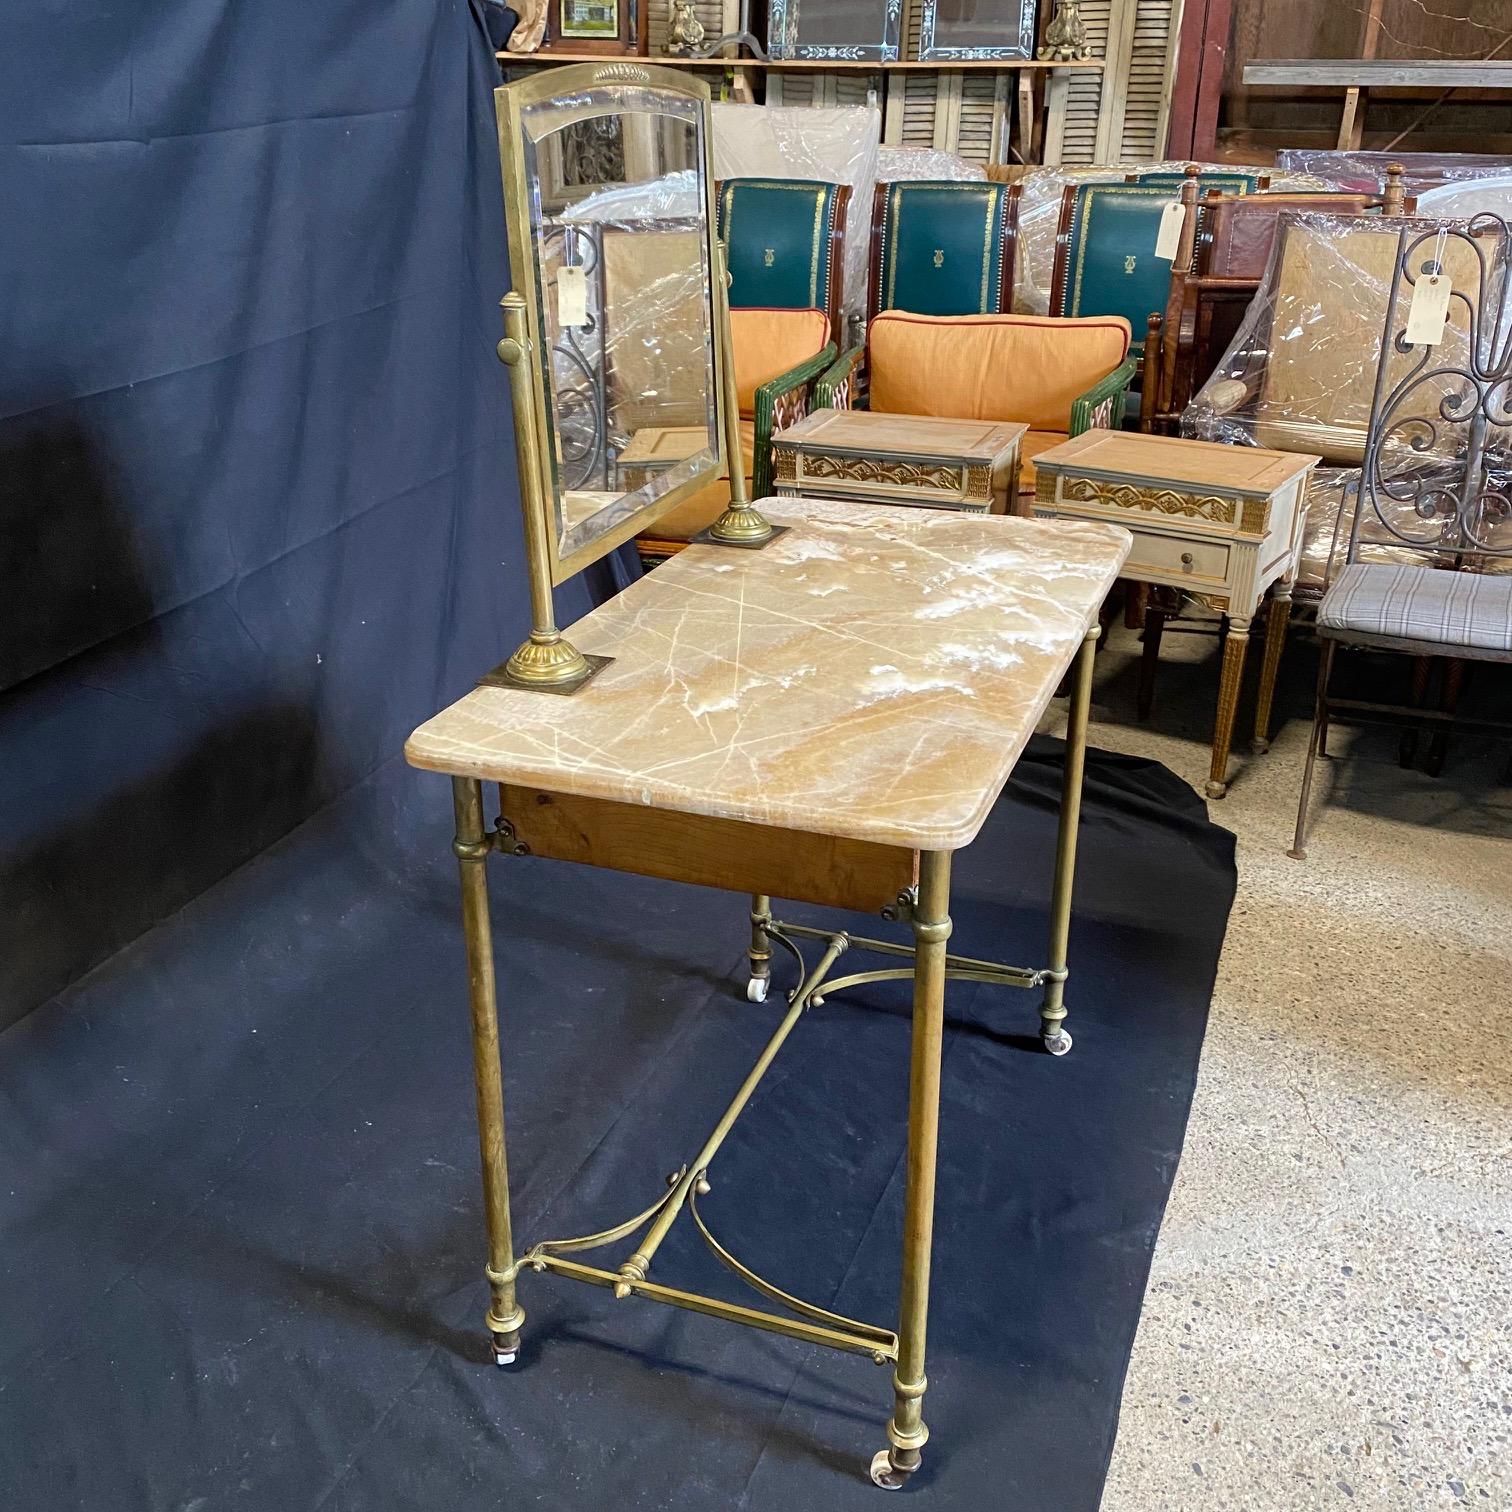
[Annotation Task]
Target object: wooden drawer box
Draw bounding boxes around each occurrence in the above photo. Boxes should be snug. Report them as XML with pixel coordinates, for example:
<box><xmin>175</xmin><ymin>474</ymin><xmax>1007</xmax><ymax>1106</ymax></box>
<box><xmin>772</xmin><ymin>409</ymin><xmax>1026</xmax><ymax>515</ymax></box>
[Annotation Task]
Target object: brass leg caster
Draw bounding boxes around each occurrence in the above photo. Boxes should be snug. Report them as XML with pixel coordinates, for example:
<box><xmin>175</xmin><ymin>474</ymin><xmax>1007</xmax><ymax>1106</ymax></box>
<box><xmin>746</xmin><ymin>975</ymin><xmax>769</xmax><ymax>1003</ymax></box>
<box><xmin>492</xmin><ymin>1331</ymin><xmax>520</xmax><ymax>1367</ymax></box>
<box><xmin>1204</xmin><ymin>779</ymin><xmax>1228</xmax><ymax>800</ymax></box>
<box><xmin>1251</xmin><ymin>736</ymin><xmax>1271</xmax><ymax>755</ymax></box>
<box><xmin>1042</xmin><ymin>1027</ymin><xmax>1073</xmax><ymax>1057</ymax></box>
<box><xmin>869</xmin><ymin>1448</ymin><xmax>916</xmax><ymax>1491</ymax></box>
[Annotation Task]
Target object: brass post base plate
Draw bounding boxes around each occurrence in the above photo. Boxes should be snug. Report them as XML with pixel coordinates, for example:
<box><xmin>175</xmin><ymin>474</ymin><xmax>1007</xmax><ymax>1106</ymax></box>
<box><xmin>478</xmin><ymin>653</ymin><xmax>614</xmax><ymax>695</ymax></box>
<box><xmin>690</xmin><ymin>523</ymin><xmax>790</xmax><ymax>551</ymax></box>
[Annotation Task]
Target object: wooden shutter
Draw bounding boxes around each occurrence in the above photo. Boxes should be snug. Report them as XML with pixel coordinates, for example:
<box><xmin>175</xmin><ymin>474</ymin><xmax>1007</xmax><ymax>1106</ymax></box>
<box><xmin>880</xmin><ymin>1</ymin><xmax>1009</xmax><ymax>162</ymax></box>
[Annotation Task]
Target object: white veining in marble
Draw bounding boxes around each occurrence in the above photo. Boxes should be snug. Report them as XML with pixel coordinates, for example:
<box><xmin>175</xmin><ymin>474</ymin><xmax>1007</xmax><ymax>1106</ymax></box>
<box><xmin>406</xmin><ymin>497</ymin><xmax>1130</xmax><ymax>849</ymax></box>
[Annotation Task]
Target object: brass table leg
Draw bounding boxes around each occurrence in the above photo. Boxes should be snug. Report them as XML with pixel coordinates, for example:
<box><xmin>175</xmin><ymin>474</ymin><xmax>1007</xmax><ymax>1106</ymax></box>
<box><xmin>873</xmin><ymin>850</ymin><xmax>952</xmax><ymax>1491</ymax></box>
<box><xmin>1206</xmin><ymin>614</ymin><xmax>1251</xmax><ymax>799</ymax></box>
<box><xmin>747</xmin><ymin>893</ymin><xmax>772</xmax><ymax>1003</ymax></box>
<box><xmin>1039</xmin><ymin>624</ymin><xmax>1098</xmax><ymax>1057</ymax></box>
<box><xmin>1252</xmin><ymin>585</ymin><xmax>1292</xmax><ymax>754</ymax></box>
<box><xmin>452</xmin><ymin>777</ymin><xmax>526</xmax><ymax>1365</ymax></box>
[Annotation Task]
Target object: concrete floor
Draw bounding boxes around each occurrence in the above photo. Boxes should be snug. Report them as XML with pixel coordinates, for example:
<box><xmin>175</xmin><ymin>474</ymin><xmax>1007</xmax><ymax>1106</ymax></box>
<box><xmin>1043</xmin><ymin>616</ymin><xmax>1512</xmax><ymax>1511</ymax></box>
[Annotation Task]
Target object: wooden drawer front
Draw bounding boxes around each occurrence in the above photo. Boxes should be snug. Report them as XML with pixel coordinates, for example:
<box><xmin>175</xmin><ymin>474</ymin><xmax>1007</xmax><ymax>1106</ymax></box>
<box><xmin>1125</xmin><ymin>532</ymin><xmax>1231</xmax><ymax>586</ymax></box>
<box><xmin>777</xmin><ymin>448</ymin><xmax>997</xmax><ymax>513</ymax></box>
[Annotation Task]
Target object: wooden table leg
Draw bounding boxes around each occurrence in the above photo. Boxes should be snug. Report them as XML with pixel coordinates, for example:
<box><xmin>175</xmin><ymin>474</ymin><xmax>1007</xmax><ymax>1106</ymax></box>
<box><xmin>452</xmin><ymin>777</ymin><xmax>527</xmax><ymax>1366</ymax></box>
<box><xmin>1207</xmin><ymin>614</ymin><xmax>1250</xmax><ymax>799</ymax></box>
<box><xmin>1137</xmin><ymin>596</ymin><xmax>1167</xmax><ymax>721</ymax></box>
<box><xmin>872</xmin><ymin>850</ymin><xmax>952</xmax><ymax>1491</ymax></box>
<box><xmin>1252</xmin><ymin>584</ymin><xmax>1292</xmax><ymax>754</ymax></box>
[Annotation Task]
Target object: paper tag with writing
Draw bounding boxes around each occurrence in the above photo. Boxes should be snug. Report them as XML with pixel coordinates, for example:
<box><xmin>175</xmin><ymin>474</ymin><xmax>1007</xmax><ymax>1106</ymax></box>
<box><xmin>1404</xmin><ymin>273</ymin><xmax>1451</xmax><ymax>346</ymax></box>
<box><xmin>1154</xmin><ymin>201</ymin><xmax>1186</xmax><ymax>261</ymax></box>
<box><xmin>556</xmin><ymin>265</ymin><xmax>588</xmax><ymax>328</ymax></box>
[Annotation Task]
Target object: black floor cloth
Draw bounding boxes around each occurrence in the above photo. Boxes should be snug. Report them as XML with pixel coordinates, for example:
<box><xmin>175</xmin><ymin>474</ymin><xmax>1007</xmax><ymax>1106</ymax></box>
<box><xmin>0</xmin><ymin>736</ymin><xmax>1235</xmax><ymax>1511</ymax></box>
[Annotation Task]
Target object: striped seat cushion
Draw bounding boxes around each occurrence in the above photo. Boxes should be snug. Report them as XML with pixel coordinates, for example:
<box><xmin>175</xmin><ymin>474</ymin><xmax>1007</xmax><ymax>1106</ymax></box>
<box><xmin>1318</xmin><ymin>563</ymin><xmax>1512</xmax><ymax>655</ymax></box>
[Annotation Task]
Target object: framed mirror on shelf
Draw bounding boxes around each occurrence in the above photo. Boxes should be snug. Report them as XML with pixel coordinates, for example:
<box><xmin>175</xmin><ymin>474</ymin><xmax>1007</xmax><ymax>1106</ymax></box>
<box><xmin>766</xmin><ymin>0</ymin><xmax>902</xmax><ymax>63</ymax></box>
<box><xmin>490</xmin><ymin>62</ymin><xmax>775</xmax><ymax>693</ymax></box>
<box><xmin>917</xmin><ymin>0</ymin><xmax>1038</xmax><ymax>61</ymax></box>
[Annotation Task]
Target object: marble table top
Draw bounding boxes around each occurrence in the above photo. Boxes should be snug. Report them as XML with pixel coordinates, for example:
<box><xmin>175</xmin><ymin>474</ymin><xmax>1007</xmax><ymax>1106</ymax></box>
<box><xmin>406</xmin><ymin>498</ymin><xmax>1130</xmax><ymax>850</ymax></box>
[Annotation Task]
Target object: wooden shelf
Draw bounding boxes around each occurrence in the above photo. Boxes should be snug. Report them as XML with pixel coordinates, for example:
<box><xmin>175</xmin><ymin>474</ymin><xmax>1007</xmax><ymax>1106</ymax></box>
<box><xmin>498</xmin><ymin>52</ymin><xmax>1101</xmax><ymax>71</ymax></box>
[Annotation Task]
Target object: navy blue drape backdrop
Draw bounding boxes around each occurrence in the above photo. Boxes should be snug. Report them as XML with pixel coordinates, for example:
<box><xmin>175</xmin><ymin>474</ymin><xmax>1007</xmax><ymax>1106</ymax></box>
<box><xmin>0</xmin><ymin>0</ymin><xmax>583</xmax><ymax>1030</ymax></box>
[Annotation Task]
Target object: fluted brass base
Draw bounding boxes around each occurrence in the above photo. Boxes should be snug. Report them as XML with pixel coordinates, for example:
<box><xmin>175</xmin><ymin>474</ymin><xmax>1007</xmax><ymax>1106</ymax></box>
<box><xmin>479</xmin><ymin>634</ymin><xmax>610</xmax><ymax>695</ymax></box>
<box><xmin>694</xmin><ymin>502</ymin><xmax>785</xmax><ymax>550</ymax></box>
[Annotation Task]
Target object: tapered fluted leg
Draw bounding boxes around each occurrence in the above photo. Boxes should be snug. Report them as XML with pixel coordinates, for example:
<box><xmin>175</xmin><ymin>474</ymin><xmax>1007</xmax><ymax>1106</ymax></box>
<box><xmin>1206</xmin><ymin>615</ymin><xmax>1251</xmax><ymax>799</ymax></box>
<box><xmin>872</xmin><ymin>850</ymin><xmax>953</xmax><ymax>1491</ymax></box>
<box><xmin>1039</xmin><ymin>624</ymin><xmax>1098</xmax><ymax>1057</ymax></box>
<box><xmin>452</xmin><ymin>777</ymin><xmax>526</xmax><ymax>1364</ymax></box>
<box><xmin>1252</xmin><ymin>586</ymin><xmax>1292</xmax><ymax>754</ymax></box>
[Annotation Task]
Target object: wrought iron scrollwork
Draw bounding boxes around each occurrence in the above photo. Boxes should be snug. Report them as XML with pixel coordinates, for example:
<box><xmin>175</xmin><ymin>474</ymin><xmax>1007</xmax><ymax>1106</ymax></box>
<box><xmin>1360</xmin><ymin>214</ymin><xmax>1512</xmax><ymax>560</ymax></box>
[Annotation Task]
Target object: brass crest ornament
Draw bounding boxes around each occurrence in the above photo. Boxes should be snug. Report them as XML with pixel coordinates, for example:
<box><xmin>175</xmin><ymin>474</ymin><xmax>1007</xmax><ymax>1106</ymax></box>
<box><xmin>667</xmin><ymin>0</ymin><xmax>706</xmax><ymax>55</ymax></box>
<box><xmin>1037</xmin><ymin>0</ymin><xmax>1091</xmax><ymax>62</ymax></box>
<box><xmin>932</xmin><ymin>248</ymin><xmax>944</xmax><ymax>268</ymax></box>
<box><xmin>1123</xmin><ymin>254</ymin><xmax>1136</xmax><ymax>275</ymax></box>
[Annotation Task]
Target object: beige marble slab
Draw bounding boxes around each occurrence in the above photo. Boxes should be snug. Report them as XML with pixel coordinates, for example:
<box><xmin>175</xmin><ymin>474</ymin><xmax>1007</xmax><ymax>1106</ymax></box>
<box><xmin>405</xmin><ymin>497</ymin><xmax>1131</xmax><ymax>850</ymax></box>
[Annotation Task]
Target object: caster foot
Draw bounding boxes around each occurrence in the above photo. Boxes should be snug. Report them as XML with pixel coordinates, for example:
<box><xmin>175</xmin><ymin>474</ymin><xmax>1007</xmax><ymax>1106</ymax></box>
<box><xmin>869</xmin><ymin>1449</ymin><xmax>913</xmax><ymax>1491</ymax></box>
<box><xmin>746</xmin><ymin>975</ymin><xmax>769</xmax><ymax>1003</ymax></box>
<box><xmin>1204</xmin><ymin>780</ymin><xmax>1228</xmax><ymax>799</ymax></box>
<box><xmin>1042</xmin><ymin>1028</ymin><xmax>1073</xmax><ymax>1057</ymax></box>
<box><xmin>491</xmin><ymin>1331</ymin><xmax>520</xmax><ymax>1367</ymax></box>
<box><xmin>1251</xmin><ymin>737</ymin><xmax>1270</xmax><ymax>755</ymax></box>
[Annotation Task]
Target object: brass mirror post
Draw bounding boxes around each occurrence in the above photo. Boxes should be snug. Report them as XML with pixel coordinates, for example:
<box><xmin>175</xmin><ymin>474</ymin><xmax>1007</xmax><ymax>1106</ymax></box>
<box><xmin>698</xmin><ymin>240</ymin><xmax>780</xmax><ymax>548</ymax></box>
<box><xmin>483</xmin><ymin>292</ymin><xmax>607</xmax><ymax>693</ymax></box>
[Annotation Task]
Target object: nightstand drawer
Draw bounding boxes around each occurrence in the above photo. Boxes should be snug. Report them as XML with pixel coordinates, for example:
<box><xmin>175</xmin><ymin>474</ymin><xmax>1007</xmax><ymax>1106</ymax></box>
<box><xmin>1125</xmin><ymin>533</ymin><xmax>1231</xmax><ymax>585</ymax></box>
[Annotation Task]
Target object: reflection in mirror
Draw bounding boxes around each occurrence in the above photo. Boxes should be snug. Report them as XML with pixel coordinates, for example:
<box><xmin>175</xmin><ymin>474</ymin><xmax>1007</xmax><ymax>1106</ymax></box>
<box><xmin>521</xmin><ymin>88</ymin><xmax>719</xmax><ymax>560</ymax></box>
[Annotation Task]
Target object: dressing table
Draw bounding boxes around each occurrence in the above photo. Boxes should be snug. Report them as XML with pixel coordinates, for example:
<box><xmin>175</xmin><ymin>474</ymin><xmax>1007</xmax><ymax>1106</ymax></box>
<box><xmin>406</xmin><ymin>63</ymin><xmax>1131</xmax><ymax>1490</ymax></box>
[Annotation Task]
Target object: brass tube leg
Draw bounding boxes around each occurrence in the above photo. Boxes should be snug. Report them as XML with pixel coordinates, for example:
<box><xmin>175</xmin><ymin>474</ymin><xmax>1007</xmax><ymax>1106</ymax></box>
<box><xmin>1252</xmin><ymin>585</ymin><xmax>1292</xmax><ymax>754</ymax></box>
<box><xmin>1206</xmin><ymin>614</ymin><xmax>1251</xmax><ymax>799</ymax></box>
<box><xmin>1039</xmin><ymin>625</ymin><xmax>1097</xmax><ymax>1057</ymax></box>
<box><xmin>747</xmin><ymin>893</ymin><xmax>773</xmax><ymax>1003</ymax></box>
<box><xmin>452</xmin><ymin>777</ymin><xmax>526</xmax><ymax>1365</ymax></box>
<box><xmin>873</xmin><ymin>850</ymin><xmax>952</xmax><ymax>1491</ymax></box>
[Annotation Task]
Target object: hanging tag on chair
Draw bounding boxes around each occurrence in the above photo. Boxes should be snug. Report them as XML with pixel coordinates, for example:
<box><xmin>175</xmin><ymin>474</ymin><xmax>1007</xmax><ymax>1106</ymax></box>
<box><xmin>1154</xmin><ymin>202</ymin><xmax>1186</xmax><ymax>262</ymax></box>
<box><xmin>1404</xmin><ymin>273</ymin><xmax>1451</xmax><ymax>346</ymax></box>
<box><xmin>556</xmin><ymin>265</ymin><xmax>589</xmax><ymax>328</ymax></box>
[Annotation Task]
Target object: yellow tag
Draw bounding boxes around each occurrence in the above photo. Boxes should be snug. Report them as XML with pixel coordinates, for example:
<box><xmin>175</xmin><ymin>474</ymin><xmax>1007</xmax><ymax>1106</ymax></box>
<box><xmin>556</xmin><ymin>265</ymin><xmax>588</xmax><ymax>328</ymax></box>
<box><xmin>1404</xmin><ymin>273</ymin><xmax>1451</xmax><ymax>346</ymax></box>
<box><xmin>1154</xmin><ymin>201</ymin><xmax>1186</xmax><ymax>262</ymax></box>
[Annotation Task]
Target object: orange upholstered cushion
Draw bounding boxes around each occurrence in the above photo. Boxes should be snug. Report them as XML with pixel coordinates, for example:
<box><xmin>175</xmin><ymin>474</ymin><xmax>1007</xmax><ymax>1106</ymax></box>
<box><xmin>868</xmin><ymin>312</ymin><xmax>1131</xmax><ymax>433</ymax></box>
<box><xmin>730</xmin><ymin>307</ymin><xmax>831</xmax><ymax>417</ymax></box>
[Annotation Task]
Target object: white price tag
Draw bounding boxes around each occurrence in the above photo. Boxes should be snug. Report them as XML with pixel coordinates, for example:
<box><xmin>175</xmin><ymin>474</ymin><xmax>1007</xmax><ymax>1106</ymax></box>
<box><xmin>1404</xmin><ymin>273</ymin><xmax>1451</xmax><ymax>347</ymax></box>
<box><xmin>1154</xmin><ymin>201</ymin><xmax>1186</xmax><ymax>262</ymax></box>
<box><xmin>556</xmin><ymin>265</ymin><xmax>588</xmax><ymax>328</ymax></box>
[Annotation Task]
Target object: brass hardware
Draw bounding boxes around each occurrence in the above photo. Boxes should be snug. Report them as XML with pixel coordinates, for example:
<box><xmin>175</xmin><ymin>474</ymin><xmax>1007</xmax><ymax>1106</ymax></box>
<box><xmin>488</xmin><ymin>293</ymin><xmax>603</xmax><ymax>693</ymax></box>
<box><xmin>1180</xmin><ymin>551</ymin><xmax>1194</xmax><ymax>568</ymax></box>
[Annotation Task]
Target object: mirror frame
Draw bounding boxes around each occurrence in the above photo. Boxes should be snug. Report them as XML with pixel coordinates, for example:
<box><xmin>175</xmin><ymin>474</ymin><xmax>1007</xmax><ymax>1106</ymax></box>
<box><xmin>917</xmin><ymin>0</ymin><xmax>1037</xmax><ymax>61</ymax></box>
<box><xmin>494</xmin><ymin>62</ymin><xmax>730</xmax><ymax>587</ymax></box>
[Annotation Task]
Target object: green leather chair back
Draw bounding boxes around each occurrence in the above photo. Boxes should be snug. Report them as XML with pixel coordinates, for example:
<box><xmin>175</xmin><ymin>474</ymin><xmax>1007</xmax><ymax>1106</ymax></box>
<box><xmin>1134</xmin><ymin>170</ymin><xmax>1262</xmax><ymax>195</ymax></box>
<box><xmin>871</xmin><ymin>180</ymin><xmax>1016</xmax><ymax>321</ymax></box>
<box><xmin>717</xmin><ymin>179</ymin><xmax>845</xmax><ymax>327</ymax></box>
<box><xmin>1055</xmin><ymin>183</ymin><xmax>1198</xmax><ymax>358</ymax></box>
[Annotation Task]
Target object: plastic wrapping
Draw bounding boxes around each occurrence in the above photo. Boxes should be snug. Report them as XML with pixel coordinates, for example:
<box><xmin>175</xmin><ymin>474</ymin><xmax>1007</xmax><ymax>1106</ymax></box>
<box><xmin>711</xmin><ymin>103</ymin><xmax>881</xmax><ymax>331</ymax></box>
<box><xmin>876</xmin><ymin>146</ymin><xmax>986</xmax><ymax>183</ymax></box>
<box><xmin>1274</xmin><ymin>149</ymin><xmax>1512</xmax><ymax>196</ymax></box>
<box><xmin>1416</xmin><ymin>176</ymin><xmax>1512</xmax><ymax>220</ymax></box>
<box><xmin>1184</xmin><ymin>212</ymin><xmax>1512</xmax><ymax>592</ymax></box>
<box><xmin>1009</xmin><ymin>160</ymin><xmax>1330</xmax><ymax>315</ymax></box>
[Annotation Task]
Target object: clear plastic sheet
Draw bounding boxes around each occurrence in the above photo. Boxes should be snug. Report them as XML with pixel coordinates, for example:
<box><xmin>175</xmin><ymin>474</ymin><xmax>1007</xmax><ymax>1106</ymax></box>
<box><xmin>876</xmin><ymin>146</ymin><xmax>986</xmax><ymax>182</ymax></box>
<box><xmin>1183</xmin><ymin>213</ymin><xmax>1512</xmax><ymax>593</ymax></box>
<box><xmin>711</xmin><ymin>103</ymin><xmax>881</xmax><ymax>332</ymax></box>
<box><xmin>1274</xmin><ymin>149</ymin><xmax>1512</xmax><ymax>196</ymax></box>
<box><xmin>1416</xmin><ymin>177</ymin><xmax>1512</xmax><ymax>220</ymax></box>
<box><xmin>1009</xmin><ymin>160</ymin><xmax>1330</xmax><ymax>315</ymax></box>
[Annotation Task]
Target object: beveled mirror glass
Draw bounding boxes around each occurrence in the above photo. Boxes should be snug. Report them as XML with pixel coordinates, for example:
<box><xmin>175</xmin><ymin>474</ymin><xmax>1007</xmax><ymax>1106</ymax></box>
<box><xmin>499</xmin><ymin>67</ymin><xmax>725</xmax><ymax>585</ymax></box>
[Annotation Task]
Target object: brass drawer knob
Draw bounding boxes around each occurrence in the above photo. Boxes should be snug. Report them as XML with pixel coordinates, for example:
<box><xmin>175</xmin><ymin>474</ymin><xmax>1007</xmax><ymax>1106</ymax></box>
<box><xmin>1180</xmin><ymin>552</ymin><xmax>1194</xmax><ymax>569</ymax></box>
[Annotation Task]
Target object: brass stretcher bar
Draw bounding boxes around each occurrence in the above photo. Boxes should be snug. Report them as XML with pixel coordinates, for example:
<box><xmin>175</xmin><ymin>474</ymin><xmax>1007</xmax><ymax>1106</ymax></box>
<box><xmin>408</xmin><ymin>499</ymin><xmax>1131</xmax><ymax>1487</ymax></box>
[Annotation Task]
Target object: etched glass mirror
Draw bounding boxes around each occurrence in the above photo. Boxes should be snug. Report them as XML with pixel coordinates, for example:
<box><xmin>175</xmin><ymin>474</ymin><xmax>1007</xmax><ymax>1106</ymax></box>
<box><xmin>492</xmin><ymin>65</ymin><xmax>771</xmax><ymax>692</ymax></box>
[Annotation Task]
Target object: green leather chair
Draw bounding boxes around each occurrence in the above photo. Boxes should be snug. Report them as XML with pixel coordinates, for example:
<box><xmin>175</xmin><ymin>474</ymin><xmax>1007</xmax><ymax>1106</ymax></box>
<box><xmin>1051</xmin><ymin>181</ymin><xmax>1212</xmax><ymax>360</ymax></box>
<box><xmin>868</xmin><ymin>179</ymin><xmax>1019</xmax><ymax>322</ymax></box>
<box><xmin>1131</xmin><ymin>169</ymin><xmax>1265</xmax><ymax>194</ymax></box>
<box><xmin>716</xmin><ymin>178</ymin><xmax>849</xmax><ymax>339</ymax></box>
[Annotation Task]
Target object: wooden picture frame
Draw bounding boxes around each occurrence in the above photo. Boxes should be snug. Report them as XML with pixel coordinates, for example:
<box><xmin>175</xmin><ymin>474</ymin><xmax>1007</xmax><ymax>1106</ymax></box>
<box><xmin>539</xmin><ymin>0</ymin><xmax>649</xmax><ymax>55</ymax></box>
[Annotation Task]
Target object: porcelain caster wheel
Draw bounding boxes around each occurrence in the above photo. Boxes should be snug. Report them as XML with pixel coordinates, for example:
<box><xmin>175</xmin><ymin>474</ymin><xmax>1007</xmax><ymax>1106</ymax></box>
<box><xmin>746</xmin><ymin>975</ymin><xmax>769</xmax><ymax>1003</ymax></box>
<box><xmin>1042</xmin><ymin>1028</ymin><xmax>1073</xmax><ymax>1057</ymax></box>
<box><xmin>492</xmin><ymin>1333</ymin><xmax>519</xmax><ymax>1367</ymax></box>
<box><xmin>869</xmin><ymin>1449</ymin><xmax>913</xmax><ymax>1491</ymax></box>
